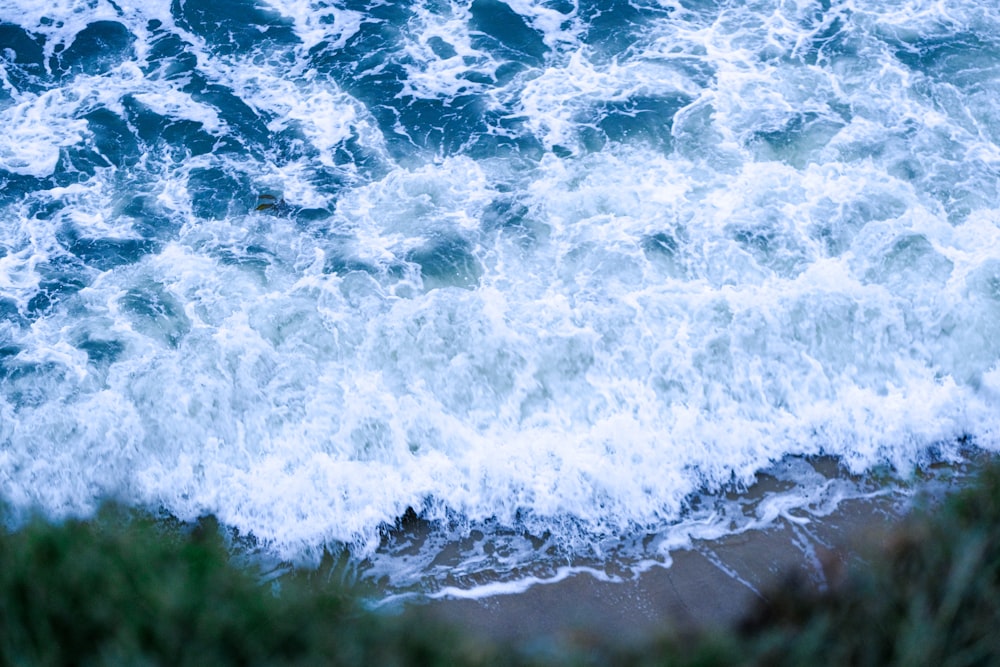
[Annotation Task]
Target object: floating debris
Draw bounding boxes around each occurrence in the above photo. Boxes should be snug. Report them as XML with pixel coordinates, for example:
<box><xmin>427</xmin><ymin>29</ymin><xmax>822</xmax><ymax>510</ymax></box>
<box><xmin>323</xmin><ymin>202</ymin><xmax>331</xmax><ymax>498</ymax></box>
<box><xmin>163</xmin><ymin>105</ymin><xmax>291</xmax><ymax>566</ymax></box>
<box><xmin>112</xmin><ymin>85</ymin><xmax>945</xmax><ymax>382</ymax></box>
<box><xmin>254</xmin><ymin>194</ymin><xmax>291</xmax><ymax>215</ymax></box>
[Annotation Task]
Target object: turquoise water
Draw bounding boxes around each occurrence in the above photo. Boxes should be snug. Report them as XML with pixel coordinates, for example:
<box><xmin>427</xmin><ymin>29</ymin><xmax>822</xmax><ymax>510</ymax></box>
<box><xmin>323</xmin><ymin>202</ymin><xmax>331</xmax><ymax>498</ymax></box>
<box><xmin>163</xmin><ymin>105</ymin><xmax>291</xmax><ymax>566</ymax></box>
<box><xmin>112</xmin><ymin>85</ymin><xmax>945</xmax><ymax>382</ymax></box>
<box><xmin>2</xmin><ymin>0</ymin><xmax>1000</xmax><ymax>595</ymax></box>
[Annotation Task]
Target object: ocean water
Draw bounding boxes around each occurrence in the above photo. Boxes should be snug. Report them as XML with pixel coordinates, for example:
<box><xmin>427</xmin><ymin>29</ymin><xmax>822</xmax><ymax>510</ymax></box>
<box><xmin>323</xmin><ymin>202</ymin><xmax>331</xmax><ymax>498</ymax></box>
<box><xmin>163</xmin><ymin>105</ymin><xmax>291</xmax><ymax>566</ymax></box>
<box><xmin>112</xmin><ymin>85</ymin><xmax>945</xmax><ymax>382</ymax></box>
<box><xmin>2</xmin><ymin>0</ymin><xmax>1000</xmax><ymax>597</ymax></box>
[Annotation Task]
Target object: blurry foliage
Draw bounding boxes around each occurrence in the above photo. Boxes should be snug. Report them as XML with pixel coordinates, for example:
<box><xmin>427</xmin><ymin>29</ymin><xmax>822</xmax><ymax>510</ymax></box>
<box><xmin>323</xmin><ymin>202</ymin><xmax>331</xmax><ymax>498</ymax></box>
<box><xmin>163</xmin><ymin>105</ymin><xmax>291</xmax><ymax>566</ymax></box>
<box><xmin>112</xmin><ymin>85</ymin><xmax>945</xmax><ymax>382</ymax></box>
<box><xmin>4</xmin><ymin>464</ymin><xmax>1000</xmax><ymax>665</ymax></box>
<box><xmin>0</xmin><ymin>508</ymin><xmax>502</xmax><ymax>666</ymax></box>
<box><xmin>729</xmin><ymin>463</ymin><xmax>1000</xmax><ymax>667</ymax></box>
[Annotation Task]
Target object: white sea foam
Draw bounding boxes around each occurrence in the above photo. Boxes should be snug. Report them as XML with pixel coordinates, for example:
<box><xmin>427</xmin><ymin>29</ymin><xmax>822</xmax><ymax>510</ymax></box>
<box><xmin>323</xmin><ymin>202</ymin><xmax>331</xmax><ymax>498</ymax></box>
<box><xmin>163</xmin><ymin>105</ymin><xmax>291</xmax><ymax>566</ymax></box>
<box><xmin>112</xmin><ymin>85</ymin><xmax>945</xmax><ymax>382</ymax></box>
<box><xmin>0</xmin><ymin>0</ymin><xmax>999</xmax><ymax>594</ymax></box>
<box><xmin>500</xmin><ymin>0</ymin><xmax>582</xmax><ymax>52</ymax></box>
<box><xmin>132</xmin><ymin>91</ymin><xmax>224</xmax><ymax>133</ymax></box>
<box><xmin>0</xmin><ymin>89</ymin><xmax>88</xmax><ymax>176</ymax></box>
<box><xmin>265</xmin><ymin>0</ymin><xmax>363</xmax><ymax>51</ymax></box>
<box><xmin>398</xmin><ymin>3</ymin><xmax>495</xmax><ymax>101</ymax></box>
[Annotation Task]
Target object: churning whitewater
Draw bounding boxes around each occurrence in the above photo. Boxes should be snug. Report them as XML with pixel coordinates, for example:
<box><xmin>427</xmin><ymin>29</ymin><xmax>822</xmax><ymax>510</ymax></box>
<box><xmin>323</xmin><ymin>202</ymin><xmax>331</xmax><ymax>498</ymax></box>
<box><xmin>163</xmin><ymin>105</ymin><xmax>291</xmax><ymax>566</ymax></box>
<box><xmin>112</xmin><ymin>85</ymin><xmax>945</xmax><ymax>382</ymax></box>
<box><xmin>2</xmin><ymin>0</ymin><xmax>1000</xmax><ymax>591</ymax></box>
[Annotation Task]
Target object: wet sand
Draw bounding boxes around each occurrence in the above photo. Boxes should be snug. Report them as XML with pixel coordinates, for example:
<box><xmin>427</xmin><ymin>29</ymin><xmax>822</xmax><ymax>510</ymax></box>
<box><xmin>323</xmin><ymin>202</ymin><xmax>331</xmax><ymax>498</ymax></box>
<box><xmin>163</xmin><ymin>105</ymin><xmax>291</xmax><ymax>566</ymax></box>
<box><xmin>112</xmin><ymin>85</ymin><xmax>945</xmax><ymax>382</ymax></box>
<box><xmin>418</xmin><ymin>492</ymin><xmax>909</xmax><ymax>646</ymax></box>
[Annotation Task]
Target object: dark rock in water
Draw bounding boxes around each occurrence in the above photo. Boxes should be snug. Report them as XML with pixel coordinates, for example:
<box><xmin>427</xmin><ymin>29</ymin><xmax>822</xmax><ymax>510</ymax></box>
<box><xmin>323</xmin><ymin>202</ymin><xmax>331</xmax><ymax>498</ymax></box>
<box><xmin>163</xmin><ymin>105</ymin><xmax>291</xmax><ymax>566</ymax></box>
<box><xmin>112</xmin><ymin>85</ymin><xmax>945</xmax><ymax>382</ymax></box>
<box><xmin>254</xmin><ymin>194</ymin><xmax>293</xmax><ymax>216</ymax></box>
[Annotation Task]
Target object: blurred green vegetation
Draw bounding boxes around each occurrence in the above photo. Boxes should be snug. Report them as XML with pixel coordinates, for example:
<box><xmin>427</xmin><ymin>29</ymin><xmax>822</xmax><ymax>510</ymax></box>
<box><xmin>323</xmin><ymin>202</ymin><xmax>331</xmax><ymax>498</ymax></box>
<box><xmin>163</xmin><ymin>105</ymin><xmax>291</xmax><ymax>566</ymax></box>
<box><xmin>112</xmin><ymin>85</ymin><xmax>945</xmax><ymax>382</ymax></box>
<box><xmin>727</xmin><ymin>462</ymin><xmax>1000</xmax><ymax>667</ymax></box>
<box><xmin>3</xmin><ymin>463</ymin><xmax>1000</xmax><ymax>665</ymax></box>
<box><xmin>0</xmin><ymin>509</ymin><xmax>499</xmax><ymax>666</ymax></box>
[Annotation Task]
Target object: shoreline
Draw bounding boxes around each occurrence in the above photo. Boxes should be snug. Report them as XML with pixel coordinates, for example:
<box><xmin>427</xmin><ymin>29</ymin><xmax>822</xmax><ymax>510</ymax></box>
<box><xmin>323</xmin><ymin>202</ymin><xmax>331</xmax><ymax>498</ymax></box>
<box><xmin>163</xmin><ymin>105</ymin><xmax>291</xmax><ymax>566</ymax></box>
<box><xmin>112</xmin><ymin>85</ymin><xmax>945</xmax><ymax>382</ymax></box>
<box><xmin>4</xmin><ymin>456</ymin><xmax>999</xmax><ymax>665</ymax></box>
<box><xmin>411</xmin><ymin>465</ymin><xmax>975</xmax><ymax>647</ymax></box>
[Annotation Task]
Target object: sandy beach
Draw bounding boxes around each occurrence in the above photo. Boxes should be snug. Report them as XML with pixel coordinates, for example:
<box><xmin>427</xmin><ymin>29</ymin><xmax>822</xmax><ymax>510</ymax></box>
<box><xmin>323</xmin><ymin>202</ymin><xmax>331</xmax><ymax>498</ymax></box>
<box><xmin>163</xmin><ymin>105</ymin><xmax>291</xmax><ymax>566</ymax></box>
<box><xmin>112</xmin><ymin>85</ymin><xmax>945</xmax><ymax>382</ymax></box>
<box><xmin>416</xmin><ymin>478</ymin><xmax>955</xmax><ymax>647</ymax></box>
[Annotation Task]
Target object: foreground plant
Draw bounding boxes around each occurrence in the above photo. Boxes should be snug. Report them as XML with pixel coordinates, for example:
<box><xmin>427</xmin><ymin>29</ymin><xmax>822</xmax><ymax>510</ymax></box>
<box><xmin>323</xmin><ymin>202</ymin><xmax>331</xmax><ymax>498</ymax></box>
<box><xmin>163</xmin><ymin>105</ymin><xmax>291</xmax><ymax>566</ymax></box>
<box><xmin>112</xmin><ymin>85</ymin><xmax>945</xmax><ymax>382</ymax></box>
<box><xmin>3</xmin><ymin>462</ymin><xmax>1000</xmax><ymax>666</ymax></box>
<box><xmin>0</xmin><ymin>509</ymin><xmax>496</xmax><ymax>666</ymax></box>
